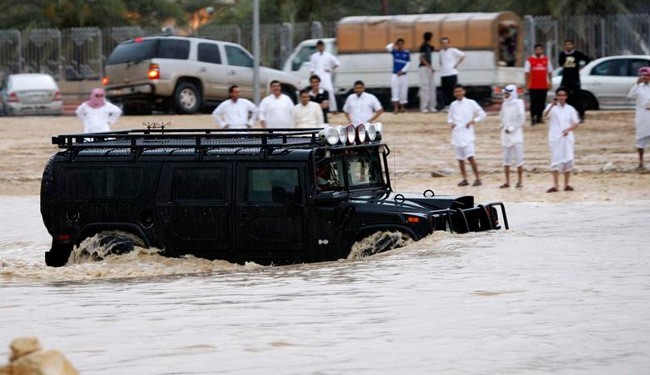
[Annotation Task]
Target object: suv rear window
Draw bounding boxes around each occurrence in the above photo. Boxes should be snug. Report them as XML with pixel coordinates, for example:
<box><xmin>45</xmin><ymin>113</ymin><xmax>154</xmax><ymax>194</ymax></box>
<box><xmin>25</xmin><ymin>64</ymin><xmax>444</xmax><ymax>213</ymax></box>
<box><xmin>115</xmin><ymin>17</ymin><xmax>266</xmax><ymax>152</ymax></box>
<box><xmin>106</xmin><ymin>38</ymin><xmax>190</xmax><ymax>65</ymax></box>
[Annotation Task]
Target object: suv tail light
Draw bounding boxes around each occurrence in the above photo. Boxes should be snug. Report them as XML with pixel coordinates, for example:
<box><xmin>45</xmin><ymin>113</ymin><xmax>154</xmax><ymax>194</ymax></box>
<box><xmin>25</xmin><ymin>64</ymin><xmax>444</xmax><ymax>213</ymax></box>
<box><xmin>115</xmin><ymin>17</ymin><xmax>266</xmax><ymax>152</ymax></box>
<box><xmin>53</xmin><ymin>90</ymin><xmax>62</xmax><ymax>101</ymax></box>
<box><xmin>8</xmin><ymin>92</ymin><xmax>19</xmax><ymax>103</ymax></box>
<box><xmin>148</xmin><ymin>64</ymin><xmax>160</xmax><ymax>80</ymax></box>
<box><xmin>102</xmin><ymin>76</ymin><xmax>109</xmax><ymax>86</ymax></box>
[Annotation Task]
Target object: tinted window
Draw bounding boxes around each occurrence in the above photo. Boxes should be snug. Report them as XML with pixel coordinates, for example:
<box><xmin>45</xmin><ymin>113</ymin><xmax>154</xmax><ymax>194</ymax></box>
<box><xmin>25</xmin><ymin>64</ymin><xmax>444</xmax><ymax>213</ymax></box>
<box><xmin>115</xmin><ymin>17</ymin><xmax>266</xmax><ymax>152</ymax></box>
<box><xmin>629</xmin><ymin>59</ymin><xmax>650</xmax><ymax>77</ymax></box>
<box><xmin>157</xmin><ymin>39</ymin><xmax>190</xmax><ymax>60</ymax></box>
<box><xmin>591</xmin><ymin>59</ymin><xmax>626</xmax><ymax>76</ymax></box>
<box><xmin>198</xmin><ymin>43</ymin><xmax>221</xmax><ymax>64</ymax></box>
<box><xmin>174</xmin><ymin>168</ymin><xmax>225</xmax><ymax>200</ymax></box>
<box><xmin>247</xmin><ymin>169</ymin><xmax>299</xmax><ymax>202</ymax></box>
<box><xmin>63</xmin><ymin>167</ymin><xmax>142</xmax><ymax>197</ymax></box>
<box><xmin>225</xmin><ymin>45</ymin><xmax>253</xmax><ymax>67</ymax></box>
<box><xmin>106</xmin><ymin>39</ymin><xmax>158</xmax><ymax>65</ymax></box>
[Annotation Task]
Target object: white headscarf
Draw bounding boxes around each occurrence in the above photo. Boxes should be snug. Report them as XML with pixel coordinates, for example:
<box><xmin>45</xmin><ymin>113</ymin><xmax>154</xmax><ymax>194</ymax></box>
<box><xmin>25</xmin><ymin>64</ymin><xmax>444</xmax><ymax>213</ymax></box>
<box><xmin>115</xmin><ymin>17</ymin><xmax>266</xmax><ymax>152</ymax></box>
<box><xmin>502</xmin><ymin>84</ymin><xmax>518</xmax><ymax>104</ymax></box>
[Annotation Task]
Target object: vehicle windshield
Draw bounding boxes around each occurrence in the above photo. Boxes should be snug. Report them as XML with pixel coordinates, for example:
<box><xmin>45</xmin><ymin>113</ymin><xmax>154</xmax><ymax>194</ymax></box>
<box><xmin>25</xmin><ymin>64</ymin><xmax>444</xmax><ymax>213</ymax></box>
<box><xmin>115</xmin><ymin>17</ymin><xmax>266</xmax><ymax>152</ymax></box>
<box><xmin>107</xmin><ymin>39</ymin><xmax>158</xmax><ymax>65</ymax></box>
<box><xmin>316</xmin><ymin>149</ymin><xmax>385</xmax><ymax>192</ymax></box>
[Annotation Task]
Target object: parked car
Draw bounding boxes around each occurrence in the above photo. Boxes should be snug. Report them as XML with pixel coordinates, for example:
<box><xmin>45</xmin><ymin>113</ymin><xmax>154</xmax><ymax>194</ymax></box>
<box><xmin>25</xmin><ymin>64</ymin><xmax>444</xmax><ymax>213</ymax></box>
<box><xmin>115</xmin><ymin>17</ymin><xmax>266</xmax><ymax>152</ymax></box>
<box><xmin>0</xmin><ymin>73</ymin><xmax>63</xmax><ymax>116</ymax></box>
<box><xmin>550</xmin><ymin>55</ymin><xmax>650</xmax><ymax>110</ymax></box>
<box><xmin>103</xmin><ymin>36</ymin><xmax>302</xmax><ymax>115</ymax></box>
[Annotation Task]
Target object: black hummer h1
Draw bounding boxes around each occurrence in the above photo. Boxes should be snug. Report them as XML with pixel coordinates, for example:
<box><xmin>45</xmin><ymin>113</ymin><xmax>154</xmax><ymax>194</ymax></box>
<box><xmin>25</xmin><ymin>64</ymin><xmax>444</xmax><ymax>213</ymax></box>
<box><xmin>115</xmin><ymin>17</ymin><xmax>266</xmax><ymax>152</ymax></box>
<box><xmin>41</xmin><ymin>125</ymin><xmax>508</xmax><ymax>267</ymax></box>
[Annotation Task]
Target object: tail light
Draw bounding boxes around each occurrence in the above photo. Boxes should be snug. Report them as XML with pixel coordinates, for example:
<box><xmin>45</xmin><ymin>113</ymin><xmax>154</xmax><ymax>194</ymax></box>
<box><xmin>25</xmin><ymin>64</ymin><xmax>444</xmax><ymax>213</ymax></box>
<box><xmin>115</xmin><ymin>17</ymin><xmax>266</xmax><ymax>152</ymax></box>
<box><xmin>8</xmin><ymin>92</ymin><xmax>19</xmax><ymax>103</ymax></box>
<box><xmin>53</xmin><ymin>90</ymin><xmax>62</xmax><ymax>101</ymax></box>
<box><xmin>148</xmin><ymin>63</ymin><xmax>160</xmax><ymax>80</ymax></box>
<box><xmin>102</xmin><ymin>76</ymin><xmax>109</xmax><ymax>86</ymax></box>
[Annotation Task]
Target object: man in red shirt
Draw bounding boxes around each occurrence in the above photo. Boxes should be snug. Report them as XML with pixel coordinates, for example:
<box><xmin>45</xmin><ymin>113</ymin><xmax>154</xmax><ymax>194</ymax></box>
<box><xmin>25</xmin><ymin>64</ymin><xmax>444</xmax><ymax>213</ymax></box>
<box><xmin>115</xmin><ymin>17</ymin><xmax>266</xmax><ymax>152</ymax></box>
<box><xmin>525</xmin><ymin>44</ymin><xmax>553</xmax><ymax>125</ymax></box>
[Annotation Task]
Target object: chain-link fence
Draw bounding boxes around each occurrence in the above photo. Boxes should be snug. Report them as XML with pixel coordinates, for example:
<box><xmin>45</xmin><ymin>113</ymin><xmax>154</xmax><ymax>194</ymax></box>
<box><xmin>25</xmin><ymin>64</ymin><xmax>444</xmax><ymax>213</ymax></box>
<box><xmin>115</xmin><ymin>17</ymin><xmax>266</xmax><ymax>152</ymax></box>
<box><xmin>0</xmin><ymin>15</ymin><xmax>647</xmax><ymax>83</ymax></box>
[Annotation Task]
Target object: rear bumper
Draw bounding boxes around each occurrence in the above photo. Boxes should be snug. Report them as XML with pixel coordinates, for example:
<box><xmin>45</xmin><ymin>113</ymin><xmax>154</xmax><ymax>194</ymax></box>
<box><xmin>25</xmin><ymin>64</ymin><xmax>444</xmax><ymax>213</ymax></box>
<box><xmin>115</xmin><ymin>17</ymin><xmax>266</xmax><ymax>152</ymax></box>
<box><xmin>5</xmin><ymin>101</ymin><xmax>62</xmax><ymax>116</ymax></box>
<box><xmin>105</xmin><ymin>80</ymin><xmax>175</xmax><ymax>102</ymax></box>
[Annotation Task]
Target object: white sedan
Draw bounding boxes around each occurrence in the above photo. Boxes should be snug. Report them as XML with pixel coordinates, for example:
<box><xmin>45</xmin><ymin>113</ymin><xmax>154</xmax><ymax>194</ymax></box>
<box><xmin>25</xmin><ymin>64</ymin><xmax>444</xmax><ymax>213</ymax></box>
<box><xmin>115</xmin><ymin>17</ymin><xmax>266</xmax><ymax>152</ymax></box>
<box><xmin>1</xmin><ymin>73</ymin><xmax>63</xmax><ymax>116</ymax></box>
<box><xmin>550</xmin><ymin>55</ymin><xmax>650</xmax><ymax>110</ymax></box>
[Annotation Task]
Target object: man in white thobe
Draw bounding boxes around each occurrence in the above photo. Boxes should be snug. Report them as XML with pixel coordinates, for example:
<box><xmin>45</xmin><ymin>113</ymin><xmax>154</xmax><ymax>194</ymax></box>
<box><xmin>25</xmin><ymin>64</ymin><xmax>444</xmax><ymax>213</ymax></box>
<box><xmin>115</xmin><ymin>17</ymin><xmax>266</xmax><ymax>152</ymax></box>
<box><xmin>343</xmin><ymin>80</ymin><xmax>384</xmax><ymax>126</ymax></box>
<box><xmin>543</xmin><ymin>88</ymin><xmax>580</xmax><ymax>192</ymax></box>
<box><xmin>627</xmin><ymin>66</ymin><xmax>650</xmax><ymax>169</ymax></box>
<box><xmin>447</xmin><ymin>84</ymin><xmax>486</xmax><ymax>187</ymax></box>
<box><xmin>259</xmin><ymin>80</ymin><xmax>294</xmax><ymax>129</ymax></box>
<box><xmin>211</xmin><ymin>85</ymin><xmax>258</xmax><ymax>129</ymax></box>
<box><xmin>293</xmin><ymin>89</ymin><xmax>324</xmax><ymax>128</ymax></box>
<box><xmin>309</xmin><ymin>40</ymin><xmax>340</xmax><ymax>112</ymax></box>
<box><xmin>499</xmin><ymin>84</ymin><xmax>526</xmax><ymax>188</ymax></box>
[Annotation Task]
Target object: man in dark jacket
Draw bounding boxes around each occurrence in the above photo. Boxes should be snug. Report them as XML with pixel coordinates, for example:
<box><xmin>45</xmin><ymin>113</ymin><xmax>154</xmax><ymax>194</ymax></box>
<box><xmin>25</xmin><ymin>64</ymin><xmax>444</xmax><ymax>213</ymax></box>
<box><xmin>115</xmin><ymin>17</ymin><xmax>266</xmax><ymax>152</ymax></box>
<box><xmin>559</xmin><ymin>39</ymin><xmax>591</xmax><ymax>122</ymax></box>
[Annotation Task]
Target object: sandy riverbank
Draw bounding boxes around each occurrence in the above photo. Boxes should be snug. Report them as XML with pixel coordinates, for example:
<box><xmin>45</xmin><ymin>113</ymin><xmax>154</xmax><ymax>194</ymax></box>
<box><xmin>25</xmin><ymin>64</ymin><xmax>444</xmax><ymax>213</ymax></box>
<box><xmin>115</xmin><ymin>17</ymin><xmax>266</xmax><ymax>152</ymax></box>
<box><xmin>0</xmin><ymin>110</ymin><xmax>648</xmax><ymax>202</ymax></box>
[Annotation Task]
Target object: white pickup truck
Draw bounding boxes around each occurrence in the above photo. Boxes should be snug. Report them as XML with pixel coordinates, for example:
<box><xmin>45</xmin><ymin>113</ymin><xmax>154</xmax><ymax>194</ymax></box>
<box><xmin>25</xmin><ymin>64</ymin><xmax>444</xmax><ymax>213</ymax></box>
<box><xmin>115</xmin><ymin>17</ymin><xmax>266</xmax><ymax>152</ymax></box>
<box><xmin>283</xmin><ymin>12</ymin><xmax>525</xmax><ymax>107</ymax></box>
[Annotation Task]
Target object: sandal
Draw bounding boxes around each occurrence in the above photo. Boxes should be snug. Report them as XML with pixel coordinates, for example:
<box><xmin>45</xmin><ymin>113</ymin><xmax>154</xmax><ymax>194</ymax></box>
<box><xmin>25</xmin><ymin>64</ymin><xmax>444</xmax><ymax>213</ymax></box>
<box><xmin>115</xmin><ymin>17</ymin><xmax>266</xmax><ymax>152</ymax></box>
<box><xmin>564</xmin><ymin>185</ymin><xmax>574</xmax><ymax>191</ymax></box>
<box><xmin>499</xmin><ymin>183</ymin><xmax>509</xmax><ymax>189</ymax></box>
<box><xmin>546</xmin><ymin>187</ymin><xmax>558</xmax><ymax>193</ymax></box>
<box><xmin>457</xmin><ymin>180</ymin><xmax>469</xmax><ymax>186</ymax></box>
<box><xmin>515</xmin><ymin>182</ymin><xmax>523</xmax><ymax>188</ymax></box>
<box><xmin>472</xmin><ymin>180</ymin><xmax>482</xmax><ymax>187</ymax></box>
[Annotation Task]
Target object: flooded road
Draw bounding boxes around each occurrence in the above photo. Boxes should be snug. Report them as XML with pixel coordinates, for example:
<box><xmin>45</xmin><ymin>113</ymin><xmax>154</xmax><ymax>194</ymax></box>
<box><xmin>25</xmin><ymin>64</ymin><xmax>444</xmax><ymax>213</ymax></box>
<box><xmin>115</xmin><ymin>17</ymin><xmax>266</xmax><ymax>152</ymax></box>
<box><xmin>1</xmin><ymin>197</ymin><xmax>649</xmax><ymax>374</ymax></box>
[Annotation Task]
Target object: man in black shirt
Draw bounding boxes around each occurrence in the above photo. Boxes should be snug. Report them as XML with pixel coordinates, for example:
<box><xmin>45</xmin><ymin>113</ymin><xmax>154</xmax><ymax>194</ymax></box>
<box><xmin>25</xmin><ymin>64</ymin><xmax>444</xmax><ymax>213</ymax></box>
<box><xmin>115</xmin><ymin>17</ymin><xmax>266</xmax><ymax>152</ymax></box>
<box><xmin>307</xmin><ymin>75</ymin><xmax>330</xmax><ymax>123</ymax></box>
<box><xmin>418</xmin><ymin>31</ymin><xmax>438</xmax><ymax>112</ymax></box>
<box><xmin>559</xmin><ymin>39</ymin><xmax>591</xmax><ymax>121</ymax></box>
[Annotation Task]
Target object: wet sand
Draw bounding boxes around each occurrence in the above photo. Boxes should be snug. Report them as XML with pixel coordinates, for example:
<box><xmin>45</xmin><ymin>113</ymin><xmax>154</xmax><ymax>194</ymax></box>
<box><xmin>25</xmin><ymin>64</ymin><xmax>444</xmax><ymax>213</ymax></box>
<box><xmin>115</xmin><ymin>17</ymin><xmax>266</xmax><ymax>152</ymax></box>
<box><xmin>0</xmin><ymin>110</ymin><xmax>648</xmax><ymax>202</ymax></box>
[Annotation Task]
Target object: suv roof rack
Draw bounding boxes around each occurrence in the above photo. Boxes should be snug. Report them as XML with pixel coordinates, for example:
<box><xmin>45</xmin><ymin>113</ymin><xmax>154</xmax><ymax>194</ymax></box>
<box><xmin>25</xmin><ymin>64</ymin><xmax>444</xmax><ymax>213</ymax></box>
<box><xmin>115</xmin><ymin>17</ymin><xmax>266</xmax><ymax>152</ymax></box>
<box><xmin>52</xmin><ymin>128</ymin><xmax>382</xmax><ymax>157</ymax></box>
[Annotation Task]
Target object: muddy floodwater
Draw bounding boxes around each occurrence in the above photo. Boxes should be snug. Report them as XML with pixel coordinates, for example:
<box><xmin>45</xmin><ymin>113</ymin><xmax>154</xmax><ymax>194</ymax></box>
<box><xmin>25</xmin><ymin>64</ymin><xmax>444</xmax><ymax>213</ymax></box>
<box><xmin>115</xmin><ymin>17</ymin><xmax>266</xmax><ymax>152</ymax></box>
<box><xmin>1</xmin><ymin>196</ymin><xmax>649</xmax><ymax>374</ymax></box>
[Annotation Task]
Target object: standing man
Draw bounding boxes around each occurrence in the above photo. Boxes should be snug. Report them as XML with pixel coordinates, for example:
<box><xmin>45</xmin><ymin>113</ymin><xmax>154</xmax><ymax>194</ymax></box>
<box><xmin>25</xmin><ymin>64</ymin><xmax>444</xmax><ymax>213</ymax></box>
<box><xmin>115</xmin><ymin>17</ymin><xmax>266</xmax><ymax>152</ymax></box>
<box><xmin>499</xmin><ymin>84</ymin><xmax>526</xmax><ymax>188</ymax></box>
<box><xmin>343</xmin><ymin>80</ymin><xmax>384</xmax><ymax>125</ymax></box>
<box><xmin>418</xmin><ymin>31</ymin><xmax>437</xmax><ymax>113</ymax></box>
<box><xmin>258</xmin><ymin>80</ymin><xmax>294</xmax><ymax>128</ymax></box>
<box><xmin>447</xmin><ymin>84</ymin><xmax>486</xmax><ymax>187</ymax></box>
<box><xmin>75</xmin><ymin>88</ymin><xmax>122</xmax><ymax>133</ymax></box>
<box><xmin>525</xmin><ymin>43</ymin><xmax>553</xmax><ymax>125</ymax></box>
<box><xmin>439</xmin><ymin>37</ymin><xmax>465</xmax><ymax>109</ymax></box>
<box><xmin>627</xmin><ymin>66</ymin><xmax>650</xmax><ymax>170</ymax></box>
<box><xmin>211</xmin><ymin>85</ymin><xmax>258</xmax><ymax>129</ymax></box>
<box><xmin>386</xmin><ymin>38</ymin><xmax>410</xmax><ymax>113</ymax></box>
<box><xmin>308</xmin><ymin>74</ymin><xmax>330</xmax><ymax>123</ymax></box>
<box><xmin>543</xmin><ymin>87</ymin><xmax>580</xmax><ymax>193</ymax></box>
<box><xmin>293</xmin><ymin>88</ymin><xmax>324</xmax><ymax>128</ymax></box>
<box><xmin>559</xmin><ymin>39</ymin><xmax>591</xmax><ymax>122</ymax></box>
<box><xmin>309</xmin><ymin>40</ymin><xmax>340</xmax><ymax>112</ymax></box>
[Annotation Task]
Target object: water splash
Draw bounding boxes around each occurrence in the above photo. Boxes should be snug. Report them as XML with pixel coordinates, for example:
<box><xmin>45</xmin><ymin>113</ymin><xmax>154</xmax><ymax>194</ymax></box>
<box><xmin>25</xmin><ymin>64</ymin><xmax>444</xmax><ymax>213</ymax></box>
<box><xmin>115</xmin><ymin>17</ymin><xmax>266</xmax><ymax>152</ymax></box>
<box><xmin>347</xmin><ymin>231</ymin><xmax>413</xmax><ymax>260</ymax></box>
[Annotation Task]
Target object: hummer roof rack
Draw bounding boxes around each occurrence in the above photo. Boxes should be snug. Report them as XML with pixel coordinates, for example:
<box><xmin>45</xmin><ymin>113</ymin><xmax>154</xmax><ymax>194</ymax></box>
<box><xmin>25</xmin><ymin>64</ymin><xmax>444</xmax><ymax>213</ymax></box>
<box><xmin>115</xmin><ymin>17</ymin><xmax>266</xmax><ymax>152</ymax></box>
<box><xmin>51</xmin><ymin>123</ymin><xmax>384</xmax><ymax>156</ymax></box>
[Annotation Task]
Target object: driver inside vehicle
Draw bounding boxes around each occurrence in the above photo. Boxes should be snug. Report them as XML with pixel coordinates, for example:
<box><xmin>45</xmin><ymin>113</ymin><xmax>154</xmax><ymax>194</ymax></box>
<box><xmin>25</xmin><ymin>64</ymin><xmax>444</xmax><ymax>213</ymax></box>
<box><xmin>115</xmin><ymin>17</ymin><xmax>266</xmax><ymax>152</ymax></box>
<box><xmin>315</xmin><ymin>161</ymin><xmax>340</xmax><ymax>190</ymax></box>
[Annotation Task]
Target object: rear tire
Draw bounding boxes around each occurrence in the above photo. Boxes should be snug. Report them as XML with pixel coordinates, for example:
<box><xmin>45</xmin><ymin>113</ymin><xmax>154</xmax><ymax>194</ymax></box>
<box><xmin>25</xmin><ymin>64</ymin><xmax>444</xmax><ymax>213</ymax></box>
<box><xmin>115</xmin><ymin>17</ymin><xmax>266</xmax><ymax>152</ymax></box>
<box><xmin>174</xmin><ymin>82</ymin><xmax>201</xmax><ymax>114</ymax></box>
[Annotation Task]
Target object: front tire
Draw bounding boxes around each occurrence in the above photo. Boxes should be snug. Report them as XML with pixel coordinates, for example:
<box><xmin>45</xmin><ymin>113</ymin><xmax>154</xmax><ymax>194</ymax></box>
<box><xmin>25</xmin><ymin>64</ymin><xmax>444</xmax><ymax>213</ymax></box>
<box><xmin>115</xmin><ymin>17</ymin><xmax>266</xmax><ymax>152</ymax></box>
<box><xmin>348</xmin><ymin>231</ymin><xmax>412</xmax><ymax>260</ymax></box>
<box><xmin>174</xmin><ymin>82</ymin><xmax>201</xmax><ymax>114</ymax></box>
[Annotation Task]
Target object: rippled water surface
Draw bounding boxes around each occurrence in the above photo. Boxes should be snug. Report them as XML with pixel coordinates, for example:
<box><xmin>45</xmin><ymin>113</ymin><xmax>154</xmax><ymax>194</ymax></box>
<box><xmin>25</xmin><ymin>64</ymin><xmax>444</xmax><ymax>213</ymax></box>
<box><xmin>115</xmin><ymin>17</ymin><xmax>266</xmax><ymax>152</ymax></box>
<box><xmin>1</xmin><ymin>197</ymin><xmax>649</xmax><ymax>374</ymax></box>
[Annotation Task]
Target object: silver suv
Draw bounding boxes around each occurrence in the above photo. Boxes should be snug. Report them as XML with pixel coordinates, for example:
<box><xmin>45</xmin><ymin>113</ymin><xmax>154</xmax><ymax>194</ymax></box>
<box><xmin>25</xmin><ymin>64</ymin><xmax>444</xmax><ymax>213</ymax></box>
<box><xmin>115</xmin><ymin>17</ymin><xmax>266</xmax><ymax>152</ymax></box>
<box><xmin>103</xmin><ymin>36</ymin><xmax>301</xmax><ymax>115</ymax></box>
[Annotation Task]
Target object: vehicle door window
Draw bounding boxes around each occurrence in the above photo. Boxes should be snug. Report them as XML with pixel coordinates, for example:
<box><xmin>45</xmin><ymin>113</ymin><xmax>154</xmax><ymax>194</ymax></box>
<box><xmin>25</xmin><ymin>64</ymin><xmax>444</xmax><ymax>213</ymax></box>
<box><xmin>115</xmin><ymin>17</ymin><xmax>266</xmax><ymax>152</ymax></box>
<box><xmin>156</xmin><ymin>40</ymin><xmax>190</xmax><ymax>60</ymax></box>
<box><xmin>63</xmin><ymin>167</ymin><xmax>142</xmax><ymax>197</ymax></box>
<box><xmin>246</xmin><ymin>168</ymin><xmax>299</xmax><ymax>202</ymax></box>
<box><xmin>591</xmin><ymin>59</ymin><xmax>625</xmax><ymax>76</ymax></box>
<box><xmin>629</xmin><ymin>59</ymin><xmax>650</xmax><ymax>77</ymax></box>
<box><xmin>225</xmin><ymin>45</ymin><xmax>253</xmax><ymax>67</ymax></box>
<box><xmin>292</xmin><ymin>45</ymin><xmax>316</xmax><ymax>71</ymax></box>
<box><xmin>173</xmin><ymin>168</ymin><xmax>226</xmax><ymax>200</ymax></box>
<box><xmin>198</xmin><ymin>43</ymin><xmax>221</xmax><ymax>64</ymax></box>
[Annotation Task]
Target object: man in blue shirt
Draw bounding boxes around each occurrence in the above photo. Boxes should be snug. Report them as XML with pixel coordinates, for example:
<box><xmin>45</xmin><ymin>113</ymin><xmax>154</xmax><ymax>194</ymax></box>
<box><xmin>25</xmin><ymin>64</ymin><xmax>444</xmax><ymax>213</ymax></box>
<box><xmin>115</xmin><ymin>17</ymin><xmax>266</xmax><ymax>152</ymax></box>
<box><xmin>386</xmin><ymin>38</ymin><xmax>410</xmax><ymax>113</ymax></box>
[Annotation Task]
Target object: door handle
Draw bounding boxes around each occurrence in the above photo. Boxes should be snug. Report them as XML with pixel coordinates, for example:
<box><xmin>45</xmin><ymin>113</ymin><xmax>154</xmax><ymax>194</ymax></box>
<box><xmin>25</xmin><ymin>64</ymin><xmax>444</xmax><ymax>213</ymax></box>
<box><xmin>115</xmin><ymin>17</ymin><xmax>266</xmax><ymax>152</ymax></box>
<box><xmin>229</xmin><ymin>70</ymin><xmax>236</xmax><ymax>75</ymax></box>
<box><xmin>199</xmin><ymin>67</ymin><xmax>206</xmax><ymax>72</ymax></box>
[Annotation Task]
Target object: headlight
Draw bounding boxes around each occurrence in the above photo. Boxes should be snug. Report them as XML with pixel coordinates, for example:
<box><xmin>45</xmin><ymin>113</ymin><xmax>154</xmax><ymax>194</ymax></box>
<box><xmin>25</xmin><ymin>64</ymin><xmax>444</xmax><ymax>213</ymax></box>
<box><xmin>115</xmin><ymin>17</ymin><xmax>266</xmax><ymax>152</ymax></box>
<box><xmin>366</xmin><ymin>123</ymin><xmax>377</xmax><ymax>141</ymax></box>
<box><xmin>346</xmin><ymin>124</ymin><xmax>356</xmax><ymax>145</ymax></box>
<box><xmin>319</xmin><ymin>126</ymin><xmax>340</xmax><ymax>145</ymax></box>
<box><xmin>336</xmin><ymin>125</ymin><xmax>347</xmax><ymax>144</ymax></box>
<box><xmin>356</xmin><ymin>123</ymin><xmax>367</xmax><ymax>143</ymax></box>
